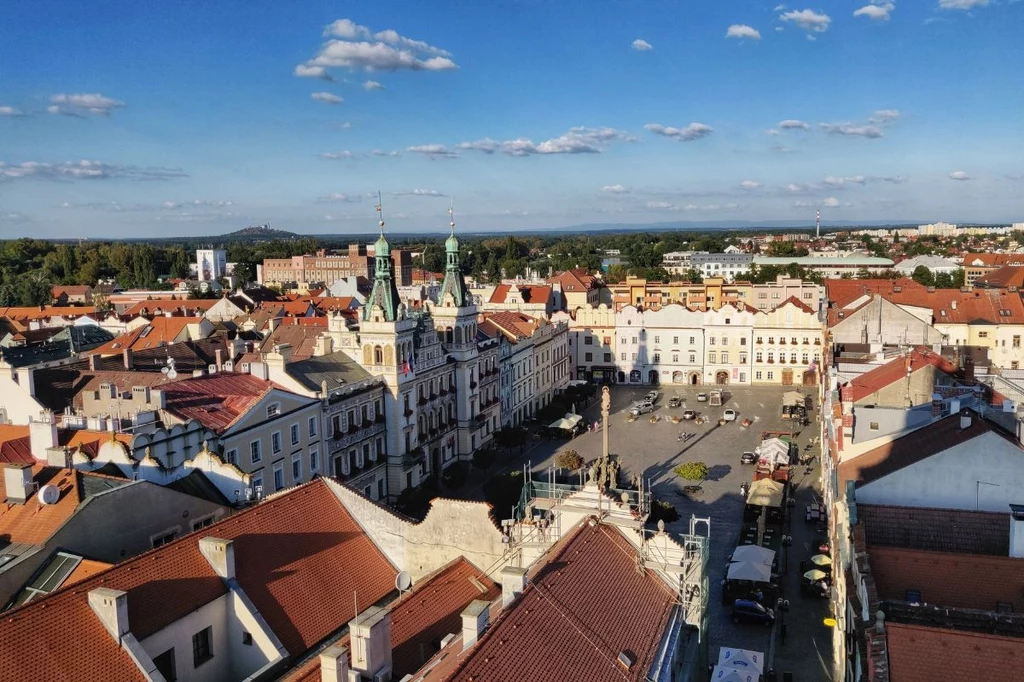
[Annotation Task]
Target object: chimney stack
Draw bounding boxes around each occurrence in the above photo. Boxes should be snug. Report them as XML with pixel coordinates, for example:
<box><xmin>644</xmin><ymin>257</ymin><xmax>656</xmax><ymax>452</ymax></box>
<box><xmin>29</xmin><ymin>411</ymin><xmax>59</xmax><ymax>462</ymax></box>
<box><xmin>215</xmin><ymin>348</ymin><xmax>224</xmax><ymax>371</ymax></box>
<box><xmin>348</xmin><ymin>606</ymin><xmax>392</xmax><ymax>679</ymax></box>
<box><xmin>461</xmin><ymin>600</ymin><xmax>490</xmax><ymax>651</ymax></box>
<box><xmin>88</xmin><ymin>353</ymin><xmax>101</xmax><ymax>371</ymax></box>
<box><xmin>122</xmin><ymin>348</ymin><xmax>134</xmax><ymax>370</ymax></box>
<box><xmin>319</xmin><ymin>646</ymin><xmax>350</xmax><ymax>682</ymax></box>
<box><xmin>199</xmin><ymin>537</ymin><xmax>235</xmax><ymax>580</ymax></box>
<box><xmin>500</xmin><ymin>566</ymin><xmax>528</xmax><ymax>606</ymax></box>
<box><xmin>3</xmin><ymin>464</ymin><xmax>34</xmax><ymax>504</ymax></box>
<box><xmin>960</xmin><ymin>410</ymin><xmax>972</xmax><ymax>430</ymax></box>
<box><xmin>88</xmin><ymin>588</ymin><xmax>129</xmax><ymax>641</ymax></box>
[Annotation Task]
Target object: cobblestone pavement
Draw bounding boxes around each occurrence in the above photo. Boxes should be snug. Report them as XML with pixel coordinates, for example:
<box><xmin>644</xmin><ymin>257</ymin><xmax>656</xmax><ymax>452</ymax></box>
<box><xmin>507</xmin><ymin>385</ymin><xmax>834</xmax><ymax>681</ymax></box>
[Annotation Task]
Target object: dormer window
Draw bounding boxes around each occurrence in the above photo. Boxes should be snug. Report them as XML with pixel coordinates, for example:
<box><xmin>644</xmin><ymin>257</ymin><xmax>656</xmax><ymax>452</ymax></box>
<box><xmin>267</xmin><ymin>403</ymin><xmax>281</xmax><ymax>418</ymax></box>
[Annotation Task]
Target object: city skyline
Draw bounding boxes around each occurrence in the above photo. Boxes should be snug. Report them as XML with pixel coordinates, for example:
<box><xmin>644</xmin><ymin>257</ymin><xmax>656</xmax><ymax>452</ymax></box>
<box><xmin>2</xmin><ymin>0</ymin><xmax>1022</xmax><ymax>237</ymax></box>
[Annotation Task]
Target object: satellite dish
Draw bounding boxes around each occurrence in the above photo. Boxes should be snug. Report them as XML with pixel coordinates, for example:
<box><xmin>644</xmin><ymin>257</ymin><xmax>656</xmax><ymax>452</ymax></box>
<box><xmin>166</xmin><ymin>369</ymin><xmax>178</xmax><ymax>380</ymax></box>
<box><xmin>161</xmin><ymin>367</ymin><xmax>169</xmax><ymax>375</ymax></box>
<box><xmin>37</xmin><ymin>484</ymin><xmax>60</xmax><ymax>506</ymax></box>
<box><xmin>395</xmin><ymin>571</ymin><xmax>412</xmax><ymax>592</ymax></box>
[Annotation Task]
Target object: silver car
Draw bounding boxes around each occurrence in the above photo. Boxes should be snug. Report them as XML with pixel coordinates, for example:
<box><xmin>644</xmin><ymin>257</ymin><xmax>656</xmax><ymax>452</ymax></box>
<box><xmin>630</xmin><ymin>401</ymin><xmax>655</xmax><ymax>416</ymax></box>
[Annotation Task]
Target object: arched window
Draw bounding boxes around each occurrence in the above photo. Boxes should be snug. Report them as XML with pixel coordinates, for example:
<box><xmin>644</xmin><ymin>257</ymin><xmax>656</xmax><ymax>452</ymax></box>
<box><xmin>374</xmin><ymin>345</ymin><xmax>383</xmax><ymax>364</ymax></box>
<box><xmin>454</xmin><ymin>326</ymin><xmax>463</xmax><ymax>344</ymax></box>
<box><xmin>445</xmin><ymin>328</ymin><xmax>453</xmax><ymax>344</ymax></box>
<box><xmin>448</xmin><ymin>404</ymin><xmax>455</xmax><ymax>421</ymax></box>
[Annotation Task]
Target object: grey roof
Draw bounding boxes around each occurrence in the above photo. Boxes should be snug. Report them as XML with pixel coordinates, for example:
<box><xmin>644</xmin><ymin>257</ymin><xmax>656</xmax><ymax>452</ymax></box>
<box><xmin>284</xmin><ymin>350</ymin><xmax>375</xmax><ymax>394</ymax></box>
<box><xmin>165</xmin><ymin>469</ymin><xmax>231</xmax><ymax>506</ymax></box>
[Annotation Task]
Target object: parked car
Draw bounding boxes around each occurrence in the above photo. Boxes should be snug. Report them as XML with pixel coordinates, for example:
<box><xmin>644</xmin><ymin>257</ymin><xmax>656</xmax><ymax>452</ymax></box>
<box><xmin>629</xmin><ymin>402</ymin><xmax>654</xmax><ymax>416</ymax></box>
<box><xmin>696</xmin><ymin>392</ymin><xmax>708</xmax><ymax>402</ymax></box>
<box><xmin>682</xmin><ymin>409</ymin><xmax>697</xmax><ymax>420</ymax></box>
<box><xmin>731</xmin><ymin>599</ymin><xmax>775</xmax><ymax>625</ymax></box>
<box><xmin>668</xmin><ymin>396</ymin><xmax>682</xmax><ymax>409</ymax></box>
<box><xmin>741</xmin><ymin>451</ymin><xmax>757</xmax><ymax>465</ymax></box>
<box><xmin>723</xmin><ymin>409</ymin><xmax>738</xmax><ymax>421</ymax></box>
<box><xmin>645</xmin><ymin>390</ymin><xmax>659</xmax><ymax>403</ymax></box>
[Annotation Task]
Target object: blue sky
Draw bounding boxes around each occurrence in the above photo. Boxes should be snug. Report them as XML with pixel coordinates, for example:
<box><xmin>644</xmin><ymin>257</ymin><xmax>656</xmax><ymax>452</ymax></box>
<box><xmin>1</xmin><ymin>0</ymin><xmax>1022</xmax><ymax>237</ymax></box>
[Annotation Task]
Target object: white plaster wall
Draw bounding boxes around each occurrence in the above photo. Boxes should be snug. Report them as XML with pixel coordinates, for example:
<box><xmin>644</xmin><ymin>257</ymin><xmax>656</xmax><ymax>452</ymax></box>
<box><xmin>141</xmin><ymin>594</ymin><xmax>231</xmax><ymax>682</ymax></box>
<box><xmin>0</xmin><ymin>370</ymin><xmax>45</xmax><ymax>424</ymax></box>
<box><xmin>227</xmin><ymin>589</ymin><xmax>283</xmax><ymax>679</ymax></box>
<box><xmin>856</xmin><ymin>431</ymin><xmax>1024</xmax><ymax>512</ymax></box>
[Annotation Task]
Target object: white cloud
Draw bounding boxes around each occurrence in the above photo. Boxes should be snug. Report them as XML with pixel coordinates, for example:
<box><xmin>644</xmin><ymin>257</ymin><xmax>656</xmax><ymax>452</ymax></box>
<box><xmin>819</xmin><ymin>122</ymin><xmax>884</xmax><ymax>138</ymax></box>
<box><xmin>318</xmin><ymin>193</ymin><xmax>359</xmax><ymax>203</ymax></box>
<box><xmin>726</xmin><ymin>24</ymin><xmax>762</xmax><ymax>40</ymax></box>
<box><xmin>631</xmin><ymin>38</ymin><xmax>653</xmax><ymax>51</ymax></box>
<box><xmin>0</xmin><ymin>160</ymin><xmax>185</xmax><ymax>181</ymax></box>
<box><xmin>939</xmin><ymin>0</ymin><xmax>988</xmax><ymax>9</ymax></box>
<box><xmin>311</xmin><ymin>91</ymin><xmax>343</xmax><ymax>104</ymax></box>
<box><xmin>457</xmin><ymin>127</ymin><xmax>633</xmax><ymax>156</ymax></box>
<box><xmin>319</xmin><ymin>151</ymin><xmax>354</xmax><ymax>159</ymax></box>
<box><xmin>407</xmin><ymin>144</ymin><xmax>459</xmax><ymax>159</ymax></box>
<box><xmin>372</xmin><ymin>149</ymin><xmax>400</xmax><ymax>157</ymax></box>
<box><xmin>869</xmin><ymin>109</ymin><xmax>901</xmax><ymax>123</ymax></box>
<box><xmin>47</xmin><ymin>93</ymin><xmax>124</xmax><ymax>116</ymax></box>
<box><xmin>0</xmin><ymin>106</ymin><xmax>23</xmax><ymax>117</ymax></box>
<box><xmin>602</xmin><ymin>184</ymin><xmax>630</xmax><ymax>193</ymax></box>
<box><xmin>647</xmin><ymin>201</ymin><xmax>674</xmax><ymax>210</ymax></box>
<box><xmin>299</xmin><ymin>19</ymin><xmax>456</xmax><ymax>76</ymax></box>
<box><xmin>949</xmin><ymin>170</ymin><xmax>971</xmax><ymax>180</ymax></box>
<box><xmin>823</xmin><ymin>197</ymin><xmax>841</xmax><ymax>207</ymax></box>
<box><xmin>341</xmin><ymin>121</ymin><xmax>352</xmax><ymax>129</ymax></box>
<box><xmin>393</xmin><ymin>188</ymin><xmax>446</xmax><ymax>197</ymax></box>
<box><xmin>363</xmin><ymin>80</ymin><xmax>385</xmax><ymax>90</ymax></box>
<box><xmin>767</xmin><ymin>129</ymin><xmax>780</xmax><ymax>136</ymax></box>
<box><xmin>645</xmin><ymin>122</ymin><xmax>714</xmax><ymax>141</ymax></box>
<box><xmin>771</xmin><ymin>145</ymin><xmax>793</xmax><ymax>153</ymax></box>
<box><xmin>823</xmin><ymin>175</ymin><xmax>867</xmax><ymax>188</ymax></box>
<box><xmin>806</xmin><ymin>34</ymin><xmax>817</xmax><ymax>41</ymax></box>
<box><xmin>294</xmin><ymin>64</ymin><xmax>331</xmax><ymax>79</ymax></box>
<box><xmin>854</xmin><ymin>3</ymin><xmax>895</xmax><ymax>21</ymax></box>
<box><xmin>739</xmin><ymin>180</ymin><xmax>762</xmax><ymax>190</ymax></box>
<box><xmin>779</xmin><ymin>9</ymin><xmax>832</xmax><ymax>32</ymax></box>
<box><xmin>779</xmin><ymin>119</ymin><xmax>811</xmax><ymax>130</ymax></box>
<box><xmin>773</xmin><ymin>4</ymin><xmax>788</xmax><ymax>10</ymax></box>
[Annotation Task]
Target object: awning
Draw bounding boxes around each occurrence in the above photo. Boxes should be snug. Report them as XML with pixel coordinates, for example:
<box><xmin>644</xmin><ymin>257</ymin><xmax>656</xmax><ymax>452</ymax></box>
<box><xmin>782</xmin><ymin>390</ymin><xmax>805</xmax><ymax>406</ymax></box>
<box><xmin>746</xmin><ymin>478</ymin><xmax>785</xmax><ymax>508</ymax></box>
<box><xmin>755</xmin><ymin>438</ymin><xmax>790</xmax><ymax>468</ymax></box>
<box><xmin>730</xmin><ymin>545</ymin><xmax>775</xmax><ymax>567</ymax></box>
<box><xmin>548</xmin><ymin>413</ymin><xmax>584</xmax><ymax>430</ymax></box>
<box><xmin>811</xmin><ymin>554</ymin><xmax>832</xmax><ymax>567</ymax></box>
<box><xmin>726</xmin><ymin>560</ymin><xmax>772</xmax><ymax>583</ymax></box>
<box><xmin>717</xmin><ymin>647</ymin><xmax>765</xmax><ymax>674</ymax></box>
<box><xmin>803</xmin><ymin>569</ymin><xmax>828</xmax><ymax>582</ymax></box>
<box><xmin>711</xmin><ymin>665</ymin><xmax>759</xmax><ymax>682</ymax></box>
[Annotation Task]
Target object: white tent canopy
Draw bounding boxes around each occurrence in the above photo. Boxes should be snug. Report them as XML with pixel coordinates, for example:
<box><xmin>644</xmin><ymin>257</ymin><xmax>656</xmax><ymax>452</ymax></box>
<box><xmin>782</xmin><ymin>391</ymin><xmax>805</xmax><ymax>407</ymax></box>
<box><xmin>548</xmin><ymin>413</ymin><xmax>584</xmax><ymax>430</ymax></box>
<box><xmin>717</xmin><ymin>647</ymin><xmax>765</xmax><ymax>674</ymax></box>
<box><xmin>730</xmin><ymin>545</ymin><xmax>775</xmax><ymax>566</ymax></box>
<box><xmin>711</xmin><ymin>666</ymin><xmax>758</xmax><ymax>682</ymax></box>
<box><xmin>746</xmin><ymin>478</ymin><xmax>785</xmax><ymax>508</ymax></box>
<box><xmin>755</xmin><ymin>437</ymin><xmax>790</xmax><ymax>468</ymax></box>
<box><xmin>726</xmin><ymin>560</ymin><xmax>772</xmax><ymax>583</ymax></box>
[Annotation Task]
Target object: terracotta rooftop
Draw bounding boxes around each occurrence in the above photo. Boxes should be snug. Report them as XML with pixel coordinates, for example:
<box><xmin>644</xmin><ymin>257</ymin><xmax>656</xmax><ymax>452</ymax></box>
<box><xmin>120</xmin><ymin>299</ymin><xmax>218</xmax><ymax>318</ymax></box>
<box><xmin>88</xmin><ymin>316</ymin><xmax>206</xmax><ymax>355</ymax></box>
<box><xmin>869</xmin><ymin>546</ymin><xmax>1024</xmax><ymax>612</ymax></box>
<box><xmin>963</xmin><ymin>253</ymin><xmax>1024</xmax><ymax>268</ymax></box>
<box><xmin>826</xmin><ymin>278</ymin><xmax>1024</xmax><ymax>325</ymax></box>
<box><xmin>444</xmin><ymin>523</ymin><xmax>677</xmax><ymax>682</ymax></box>
<box><xmin>160</xmin><ymin>373</ymin><xmax>281</xmax><ymax>432</ymax></box>
<box><xmin>479</xmin><ymin>311</ymin><xmax>540</xmax><ymax>341</ymax></box>
<box><xmin>857</xmin><ymin>504</ymin><xmax>1009</xmax><ymax>556</ymax></box>
<box><xmin>886</xmin><ymin>622</ymin><xmax>1024</xmax><ymax>682</ymax></box>
<box><xmin>51</xmin><ymin>285</ymin><xmax>92</xmax><ymax>296</ymax></box>
<box><xmin>0</xmin><ymin>306</ymin><xmax>98</xmax><ymax>321</ymax></box>
<box><xmin>0</xmin><ymin>465</ymin><xmax>82</xmax><ymax>545</ymax></box>
<box><xmin>975</xmin><ymin>264</ymin><xmax>1024</xmax><ymax>289</ymax></box>
<box><xmin>488</xmin><ymin>283</ymin><xmax>553</xmax><ymax>306</ymax></box>
<box><xmin>285</xmin><ymin>556</ymin><xmax>500</xmax><ymax>682</ymax></box>
<box><xmin>0</xmin><ymin>479</ymin><xmax>399</xmax><ymax>681</ymax></box>
<box><xmin>776</xmin><ymin>295</ymin><xmax>816</xmax><ymax>315</ymax></box>
<box><xmin>0</xmin><ymin>425</ymin><xmax>32</xmax><ymax>465</ymax></box>
<box><xmin>548</xmin><ymin>269</ymin><xmax>599</xmax><ymax>292</ymax></box>
<box><xmin>841</xmin><ymin>347</ymin><xmax>959</xmax><ymax>404</ymax></box>
<box><xmin>838</xmin><ymin>411</ymin><xmax>1005</xmax><ymax>487</ymax></box>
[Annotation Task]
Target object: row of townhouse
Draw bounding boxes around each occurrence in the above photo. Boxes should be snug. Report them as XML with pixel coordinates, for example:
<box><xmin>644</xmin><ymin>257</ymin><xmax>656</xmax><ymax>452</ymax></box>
<box><xmin>554</xmin><ymin>296</ymin><xmax>825</xmax><ymax>387</ymax></box>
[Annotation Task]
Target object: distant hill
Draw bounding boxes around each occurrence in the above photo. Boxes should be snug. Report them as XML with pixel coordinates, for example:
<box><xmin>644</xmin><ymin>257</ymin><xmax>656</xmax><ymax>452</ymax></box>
<box><xmin>222</xmin><ymin>225</ymin><xmax>298</xmax><ymax>239</ymax></box>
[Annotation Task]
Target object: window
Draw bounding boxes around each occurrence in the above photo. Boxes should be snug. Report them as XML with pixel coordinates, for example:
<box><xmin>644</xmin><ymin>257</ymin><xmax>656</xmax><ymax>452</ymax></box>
<box><xmin>979</xmin><ymin>331</ymin><xmax>989</xmax><ymax>339</ymax></box>
<box><xmin>1015</xmin><ymin>336</ymin><xmax>1021</xmax><ymax>348</ymax></box>
<box><xmin>250</xmin><ymin>440</ymin><xmax>261</xmax><ymax>464</ymax></box>
<box><xmin>708</xmin><ymin>337</ymin><xmax>716</xmax><ymax>345</ymax></box>
<box><xmin>292</xmin><ymin>454</ymin><xmax>302</xmax><ymax>482</ymax></box>
<box><xmin>768</xmin><ymin>337</ymin><xmax>774</xmax><ymax>344</ymax></box>
<box><xmin>584</xmin><ymin>336</ymin><xmax>593</xmax><ymax>345</ymax></box>
<box><xmin>756</xmin><ymin>352</ymin><xmax>763</xmax><ymax>362</ymax></box>
<box><xmin>192</xmin><ymin>516</ymin><xmax>214</xmax><ymax>532</ymax></box>
<box><xmin>309</xmin><ymin>447</ymin><xmax>319</xmax><ymax>472</ymax></box>
<box><xmin>152</xmin><ymin>530</ymin><xmax>178</xmax><ymax>548</ymax></box>
<box><xmin>673</xmin><ymin>336</ymin><xmax>679</xmax><ymax>344</ymax></box>
<box><xmin>252</xmin><ymin>472</ymin><xmax>263</xmax><ymax>494</ymax></box>
<box><xmin>756</xmin><ymin>337</ymin><xmax>763</xmax><ymax>344</ymax></box>
<box><xmin>267</xmin><ymin>403</ymin><xmax>280</xmax><ymax>418</ymax></box>
<box><xmin>290</xmin><ymin>423</ymin><xmax>300</xmax><ymax>446</ymax></box>
<box><xmin>225</xmin><ymin>449</ymin><xmax>237</xmax><ymax>466</ymax></box>
<box><xmin>154</xmin><ymin>649</ymin><xmax>176</xmax><ymax>682</ymax></box>
<box><xmin>192</xmin><ymin>626</ymin><xmax>213</xmax><ymax>668</ymax></box>
<box><xmin>584</xmin><ymin>352</ymin><xmax>593</xmax><ymax>362</ymax></box>
<box><xmin>631</xmin><ymin>353</ymin><xmax>637</xmax><ymax>361</ymax></box>
<box><xmin>653</xmin><ymin>353</ymin><xmax>661</xmax><ymax>363</ymax></box>
<box><xmin>271</xmin><ymin>432</ymin><xmax>282</xmax><ymax>454</ymax></box>
<box><xmin>802</xmin><ymin>352</ymin><xmax>809</xmax><ymax>364</ymax></box>
<box><xmin>740</xmin><ymin>337</ymin><xmax>747</xmax><ymax>346</ymax></box>
<box><xmin>755</xmin><ymin>371</ymin><xmax>762</xmax><ymax>380</ymax></box>
<box><xmin>721</xmin><ymin>352</ymin><xmax>729</xmax><ymax>364</ymax></box>
<box><xmin>721</xmin><ymin>337</ymin><xmax>728</xmax><ymax>346</ymax></box>
<box><xmin>689</xmin><ymin>354</ymin><xmax>696</xmax><ymax>363</ymax></box>
<box><xmin>242</xmin><ymin>632</ymin><xmax>253</xmax><ymax>646</ymax></box>
<box><xmin>672</xmin><ymin>353</ymin><xmax>679</xmax><ymax>363</ymax></box>
<box><xmin>631</xmin><ymin>337</ymin><xmax>637</xmax><ymax>344</ymax></box>
<box><xmin>273</xmin><ymin>463</ymin><xmax>284</xmax><ymax>491</ymax></box>
<box><xmin>689</xmin><ymin>336</ymin><xmax>695</xmax><ymax>344</ymax></box>
<box><xmin>767</xmin><ymin>371</ymin><xmax>774</xmax><ymax>381</ymax></box>
<box><xmin>708</xmin><ymin>352</ymin><xmax>717</xmax><ymax>364</ymax></box>
<box><xmin>604</xmin><ymin>353</ymin><xmax>612</xmax><ymax>362</ymax></box>
<box><xmin>739</xmin><ymin>353</ymin><xmax>747</xmax><ymax>364</ymax></box>
<box><xmin>870</xmin><ymin>422</ymin><xmax>880</xmax><ymax>431</ymax></box>
<box><xmin>654</xmin><ymin>336</ymin><xmax>660</xmax><ymax>344</ymax></box>
<box><xmin>377</xmin><ymin>479</ymin><xmax>385</xmax><ymax>500</ymax></box>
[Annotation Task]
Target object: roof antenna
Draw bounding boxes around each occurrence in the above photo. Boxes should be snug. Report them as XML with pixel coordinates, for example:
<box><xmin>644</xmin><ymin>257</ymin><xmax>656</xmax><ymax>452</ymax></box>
<box><xmin>375</xmin><ymin>191</ymin><xmax>385</xmax><ymax>235</ymax></box>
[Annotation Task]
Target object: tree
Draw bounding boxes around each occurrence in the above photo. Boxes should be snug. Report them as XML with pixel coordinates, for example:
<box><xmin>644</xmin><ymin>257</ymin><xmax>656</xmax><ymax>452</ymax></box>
<box><xmin>911</xmin><ymin>265</ymin><xmax>934</xmax><ymax>287</ymax></box>
<box><xmin>673</xmin><ymin>461</ymin><xmax>709</xmax><ymax>484</ymax></box>
<box><xmin>555</xmin><ymin>449</ymin><xmax>584</xmax><ymax>471</ymax></box>
<box><xmin>232</xmin><ymin>260</ymin><xmax>256</xmax><ymax>286</ymax></box>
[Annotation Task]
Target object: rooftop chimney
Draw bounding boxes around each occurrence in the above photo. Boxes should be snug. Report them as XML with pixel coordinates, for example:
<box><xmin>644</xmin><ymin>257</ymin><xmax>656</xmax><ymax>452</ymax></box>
<box><xmin>3</xmin><ymin>464</ymin><xmax>34</xmax><ymax>505</ymax></box>
<box><xmin>461</xmin><ymin>600</ymin><xmax>490</xmax><ymax>651</ymax></box>
<box><xmin>199</xmin><ymin>537</ymin><xmax>235</xmax><ymax>580</ymax></box>
<box><xmin>215</xmin><ymin>348</ymin><xmax>224</xmax><ymax>371</ymax></box>
<box><xmin>29</xmin><ymin>411</ymin><xmax>59</xmax><ymax>462</ymax></box>
<box><xmin>88</xmin><ymin>587</ymin><xmax>129</xmax><ymax>641</ymax></box>
<box><xmin>349</xmin><ymin>605</ymin><xmax>392</xmax><ymax>679</ymax></box>
<box><xmin>88</xmin><ymin>353</ymin><xmax>101</xmax><ymax>371</ymax></box>
<box><xmin>500</xmin><ymin>566</ymin><xmax>528</xmax><ymax>606</ymax></box>
<box><xmin>122</xmin><ymin>348</ymin><xmax>134</xmax><ymax>370</ymax></box>
<box><xmin>960</xmin><ymin>410</ymin><xmax>972</xmax><ymax>430</ymax></box>
<box><xmin>319</xmin><ymin>645</ymin><xmax>350</xmax><ymax>682</ymax></box>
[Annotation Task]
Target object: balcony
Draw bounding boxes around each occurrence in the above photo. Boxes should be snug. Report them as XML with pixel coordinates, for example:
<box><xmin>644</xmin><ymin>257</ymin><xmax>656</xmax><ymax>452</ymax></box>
<box><xmin>330</xmin><ymin>421</ymin><xmax>386</xmax><ymax>450</ymax></box>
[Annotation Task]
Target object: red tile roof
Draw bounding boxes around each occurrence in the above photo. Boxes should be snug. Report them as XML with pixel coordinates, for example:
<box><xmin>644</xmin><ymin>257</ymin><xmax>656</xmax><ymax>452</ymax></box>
<box><xmin>488</xmin><ymin>283</ymin><xmax>553</xmax><ymax>306</ymax></box>
<box><xmin>841</xmin><ymin>347</ymin><xmax>958</xmax><ymax>403</ymax></box>
<box><xmin>857</xmin><ymin>504</ymin><xmax>1009</xmax><ymax>556</ymax></box>
<box><xmin>160</xmin><ymin>373</ymin><xmax>279</xmax><ymax>432</ymax></box>
<box><xmin>869</xmin><ymin>546</ymin><xmax>1024</xmax><ymax>612</ymax></box>
<box><xmin>886</xmin><ymin>622</ymin><xmax>1024</xmax><ymax>682</ymax></box>
<box><xmin>479</xmin><ymin>311</ymin><xmax>540</xmax><ymax>341</ymax></box>
<box><xmin>548</xmin><ymin>269</ymin><xmax>599</xmax><ymax>292</ymax></box>
<box><xmin>444</xmin><ymin>524</ymin><xmax>676</xmax><ymax>682</ymax></box>
<box><xmin>285</xmin><ymin>556</ymin><xmax>500</xmax><ymax>682</ymax></box>
<box><xmin>975</xmin><ymin>264</ymin><xmax>1024</xmax><ymax>289</ymax></box>
<box><xmin>0</xmin><ymin>465</ymin><xmax>81</xmax><ymax>545</ymax></box>
<box><xmin>826</xmin><ymin>278</ymin><xmax>1024</xmax><ymax>324</ymax></box>
<box><xmin>0</xmin><ymin>425</ymin><xmax>33</xmax><ymax>465</ymax></box>
<box><xmin>0</xmin><ymin>306</ymin><xmax>98</xmax><ymax>321</ymax></box>
<box><xmin>121</xmin><ymin>299</ymin><xmax>218</xmax><ymax>317</ymax></box>
<box><xmin>88</xmin><ymin>317</ymin><xmax>206</xmax><ymax>355</ymax></box>
<box><xmin>0</xmin><ymin>479</ymin><xmax>399</xmax><ymax>682</ymax></box>
<box><xmin>837</xmin><ymin>411</ymin><xmax>1004</xmax><ymax>487</ymax></box>
<box><xmin>963</xmin><ymin>253</ymin><xmax>1024</xmax><ymax>268</ymax></box>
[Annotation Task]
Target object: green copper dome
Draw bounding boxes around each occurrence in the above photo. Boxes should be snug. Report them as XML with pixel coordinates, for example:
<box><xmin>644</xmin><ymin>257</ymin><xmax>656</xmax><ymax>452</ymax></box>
<box><xmin>374</xmin><ymin>232</ymin><xmax>390</xmax><ymax>257</ymax></box>
<box><xmin>445</xmin><ymin>232</ymin><xmax>459</xmax><ymax>252</ymax></box>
